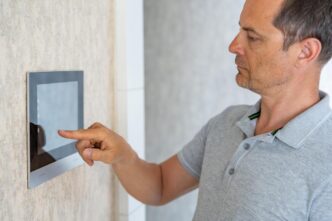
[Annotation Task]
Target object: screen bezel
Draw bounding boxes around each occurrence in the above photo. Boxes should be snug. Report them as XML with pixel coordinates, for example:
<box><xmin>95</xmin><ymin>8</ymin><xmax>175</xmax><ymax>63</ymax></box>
<box><xmin>27</xmin><ymin>71</ymin><xmax>84</xmax><ymax>188</ymax></box>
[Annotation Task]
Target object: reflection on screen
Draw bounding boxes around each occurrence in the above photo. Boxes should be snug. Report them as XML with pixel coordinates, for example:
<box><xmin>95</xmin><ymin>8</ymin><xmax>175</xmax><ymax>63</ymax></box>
<box><xmin>37</xmin><ymin>81</ymin><xmax>78</xmax><ymax>155</ymax></box>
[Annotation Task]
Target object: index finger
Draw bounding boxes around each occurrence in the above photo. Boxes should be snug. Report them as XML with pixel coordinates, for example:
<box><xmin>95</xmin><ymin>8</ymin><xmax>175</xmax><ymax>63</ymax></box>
<box><xmin>58</xmin><ymin>128</ymin><xmax>103</xmax><ymax>141</ymax></box>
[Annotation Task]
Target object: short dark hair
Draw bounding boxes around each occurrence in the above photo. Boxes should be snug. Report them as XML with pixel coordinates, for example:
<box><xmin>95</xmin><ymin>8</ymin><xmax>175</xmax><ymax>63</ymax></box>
<box><xmin>273</xmin><ymin>0</ymin><xmax>332</xmax><ymax>64</ymax></box>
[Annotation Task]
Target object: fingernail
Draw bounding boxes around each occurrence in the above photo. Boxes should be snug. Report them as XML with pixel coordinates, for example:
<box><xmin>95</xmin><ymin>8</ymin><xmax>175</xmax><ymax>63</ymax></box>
<box><xmin>83</xmin><ymin>148</ymin><xmax>93</xmax><ymax>160</ymax></box>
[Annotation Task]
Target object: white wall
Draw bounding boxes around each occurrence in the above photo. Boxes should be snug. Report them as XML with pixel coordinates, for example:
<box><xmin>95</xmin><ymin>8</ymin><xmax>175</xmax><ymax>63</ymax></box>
<box><xmin>144</xmin><ymin>0</ymin><xmax>252</xmax><ymax>220</ymax></box>
<box><xmin>114</xmin><ymin>0</ymin><xmax>146</xmax><ymax>220</ymax></box>
<box><xmin>321</xmin><ymin>60</ymin><xmax>332</xmax><ymax>105</ymax></box>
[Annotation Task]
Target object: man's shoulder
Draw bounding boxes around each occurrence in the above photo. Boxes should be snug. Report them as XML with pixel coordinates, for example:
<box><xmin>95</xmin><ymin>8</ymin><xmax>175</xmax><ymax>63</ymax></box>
<box><xmin>309</xmin><ymin>112</ymin><xmax>332</xmax><ymax>146</ymax></box>
<box><xmin>302</xmin><ymin>113</ymin><xmax>332</xmax><ymax>179</ymax></box>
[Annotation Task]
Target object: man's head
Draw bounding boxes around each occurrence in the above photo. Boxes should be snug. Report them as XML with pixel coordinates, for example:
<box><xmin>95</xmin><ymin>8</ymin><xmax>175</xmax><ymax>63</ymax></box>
<box><xmin>274</xmin><ymin>0</ymin><xmax>332</xmax><ymax>65</ymax></box>
<box><xmin>229</xmin><ymin>0</ymin><xmax>332</xmax><ymax>94</ymax></box>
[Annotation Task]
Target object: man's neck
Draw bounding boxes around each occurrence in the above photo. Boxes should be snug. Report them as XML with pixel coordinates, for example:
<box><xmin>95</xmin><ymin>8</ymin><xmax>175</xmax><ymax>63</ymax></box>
<box><xmin>254</xmin><ymin>87</ymin><xmax>320</xmax><ymax>136</ymax></box>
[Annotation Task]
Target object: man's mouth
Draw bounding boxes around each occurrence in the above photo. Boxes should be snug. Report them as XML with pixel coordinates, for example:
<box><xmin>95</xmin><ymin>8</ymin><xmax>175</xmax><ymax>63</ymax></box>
<box><xmin>236</xmin><ymin>65</ymin><xmax>248</xmax><ymax>71</ymax></box>
<box><xmin>235</xmin><ymin>57</ymin><xmax>247</xmax><ymax>70</ymax></box>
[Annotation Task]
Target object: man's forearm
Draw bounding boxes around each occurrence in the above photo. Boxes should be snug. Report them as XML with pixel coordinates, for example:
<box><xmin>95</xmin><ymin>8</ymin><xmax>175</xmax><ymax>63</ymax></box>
<box><xmin>112</xmin><ymin>153</ymin><xmax>163</xmax><ymax>205</ymax></box>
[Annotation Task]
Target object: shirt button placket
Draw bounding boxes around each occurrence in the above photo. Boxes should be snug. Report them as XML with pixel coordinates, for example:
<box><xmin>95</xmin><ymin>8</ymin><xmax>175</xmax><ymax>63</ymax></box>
<box><xmin>228</xmin><ymin>168</ymin><xmax>235</xmax><ymax>175</ymax></box>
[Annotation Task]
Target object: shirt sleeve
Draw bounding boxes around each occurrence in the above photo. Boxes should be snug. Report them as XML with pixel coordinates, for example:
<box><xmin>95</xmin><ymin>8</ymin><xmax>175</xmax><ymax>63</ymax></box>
<box><xmin>309</xmin><ymin>177</ymin><xmax>332</xmax><ymax>221</ymax></box>
<box><xmin>177</xmin><ymin>120</ymin><xmax>211</xmax><ymax>180</ymax></box>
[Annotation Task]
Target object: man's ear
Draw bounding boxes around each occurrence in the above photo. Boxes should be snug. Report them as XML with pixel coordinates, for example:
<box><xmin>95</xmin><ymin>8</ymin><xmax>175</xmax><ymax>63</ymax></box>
<box><xmin>297</xmin><ymin>38</ymin><xmax>322</xmax><ymax>65</ymax></box>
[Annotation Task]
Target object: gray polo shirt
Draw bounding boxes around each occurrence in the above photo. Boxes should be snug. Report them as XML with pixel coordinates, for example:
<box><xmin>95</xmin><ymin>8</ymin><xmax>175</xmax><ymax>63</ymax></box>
<box><xmin>177</xmin><ymin>91</ymin><xmax>332</xmax><ymax>221</ymax></box>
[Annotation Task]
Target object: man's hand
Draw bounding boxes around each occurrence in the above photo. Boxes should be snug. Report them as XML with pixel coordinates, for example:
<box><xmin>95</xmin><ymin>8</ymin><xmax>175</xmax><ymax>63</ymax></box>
<box><xmin>58</xmin><ymin>122</ymin><xmax>137</xmax><ymax>166</ymax></box>
<box><xmin>59</xmin><ymin>122</ymin><xmax>198</xmax><ymax>205</ymax></box>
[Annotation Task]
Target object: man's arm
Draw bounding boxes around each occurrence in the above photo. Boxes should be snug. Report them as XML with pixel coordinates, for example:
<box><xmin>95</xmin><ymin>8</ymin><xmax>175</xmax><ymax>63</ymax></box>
<box><xmin>58</xmin><ymin>122</ymin><xmax>198</xmax><ymax>205</ymax></box>
<box><xmin>113</xmin><ymin>154</ymin><xmax>198</xmax><ymax>205</ymax></box>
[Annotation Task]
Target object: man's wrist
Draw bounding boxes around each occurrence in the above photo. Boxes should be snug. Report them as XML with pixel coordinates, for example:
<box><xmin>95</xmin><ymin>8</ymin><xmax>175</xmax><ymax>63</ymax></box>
<box><xmin>113</xmin><ymin>146</ymin><xmax>139</xmax><ymax>169</ymax></box>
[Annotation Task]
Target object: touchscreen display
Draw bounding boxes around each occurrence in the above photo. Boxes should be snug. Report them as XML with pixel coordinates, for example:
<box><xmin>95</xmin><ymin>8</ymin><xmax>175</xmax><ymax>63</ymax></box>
<box><xmin>36</xmin><ymin>81</ymin><xmax>78</xmax><ymax>156</ymax></box>
<box><xmin>28</xmin><ymin>71</ymin><xmax>84</xmax><ymax>188</ymax></box>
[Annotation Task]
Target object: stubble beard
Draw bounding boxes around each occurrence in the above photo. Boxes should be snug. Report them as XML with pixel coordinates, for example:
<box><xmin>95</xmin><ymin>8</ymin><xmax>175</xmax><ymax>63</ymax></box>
<box><xmin>236</xmin><ymin>70</ymin><xmax>291</xmax><ymax>95</ymax></box>
<box><xmin>235</xmin><ymin>71</ymin><xmax>258</xmax><ymax>92</ymax></box>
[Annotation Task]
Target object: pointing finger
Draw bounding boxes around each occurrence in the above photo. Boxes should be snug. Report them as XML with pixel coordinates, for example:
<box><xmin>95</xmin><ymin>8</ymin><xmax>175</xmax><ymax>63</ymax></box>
<box><xmin>58</xmin><ymin>128</ymin><xmax>103</xmax><ymax>141</ymax></box>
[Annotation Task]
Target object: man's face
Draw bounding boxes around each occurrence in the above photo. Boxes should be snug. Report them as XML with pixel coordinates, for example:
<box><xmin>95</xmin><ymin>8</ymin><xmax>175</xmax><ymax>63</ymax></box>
<box><xmin>229</xmin><ymin>0</ymin><xmax>297</xmax><ymax>94</ymax></box>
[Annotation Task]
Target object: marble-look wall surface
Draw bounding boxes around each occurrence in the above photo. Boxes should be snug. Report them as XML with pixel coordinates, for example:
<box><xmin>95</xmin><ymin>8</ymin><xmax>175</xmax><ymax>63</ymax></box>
<box><xmin>0</xmin><ymin>0</ymin><xmax>116</xmax><ymax>220</ymax></box>
<box><xmin>144</xmin><ymin>0</ymin><xmax>332</xmax><ymax>220</ymax></box>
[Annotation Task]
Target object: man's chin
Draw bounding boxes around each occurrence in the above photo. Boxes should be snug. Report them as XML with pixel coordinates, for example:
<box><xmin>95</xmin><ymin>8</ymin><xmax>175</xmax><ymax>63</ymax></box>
<box><xmin>235</xmin><ymin>74</ymin><xmax>261</xmax><ymax>94</ymax></box>
<box><xmin>235</xmin><ymin>73</ymin><xmax>249</xmax><ymax>89</ymax></box>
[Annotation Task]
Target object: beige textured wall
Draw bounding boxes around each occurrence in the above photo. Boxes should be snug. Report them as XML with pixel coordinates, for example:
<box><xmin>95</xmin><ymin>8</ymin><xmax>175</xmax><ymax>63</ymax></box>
<box><xmin>0</xmin><ymin>0</ymin><xmax>117</xmax><ymax>220</ymax></box>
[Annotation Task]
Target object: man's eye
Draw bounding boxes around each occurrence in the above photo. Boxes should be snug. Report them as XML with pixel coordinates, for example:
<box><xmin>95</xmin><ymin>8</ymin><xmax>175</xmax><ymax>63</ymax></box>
<box><xmin>247</xmin><ymin>35</ymin><xmax>258</xmax><ymax>42</ymax></box>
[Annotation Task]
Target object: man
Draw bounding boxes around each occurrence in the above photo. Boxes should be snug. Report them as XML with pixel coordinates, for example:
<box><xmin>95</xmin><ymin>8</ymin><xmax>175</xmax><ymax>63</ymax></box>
<box><xmin>59</xmin><ymin>0</ymin><xmax>332</xmax><ymax>220</ymax></box>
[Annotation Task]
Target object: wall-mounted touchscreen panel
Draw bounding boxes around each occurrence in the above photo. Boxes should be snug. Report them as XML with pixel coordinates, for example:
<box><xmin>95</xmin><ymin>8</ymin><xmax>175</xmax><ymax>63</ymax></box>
<box><xmin>27</xmin><ymin>71</ymin><xmax>84</xmax><ymax>188</ymax></box>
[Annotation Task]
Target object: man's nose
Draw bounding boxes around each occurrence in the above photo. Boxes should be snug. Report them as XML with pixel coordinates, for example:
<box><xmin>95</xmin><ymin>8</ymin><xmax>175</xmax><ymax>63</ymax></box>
<box><xmin>228</xmin><ymin>34</ymin><xmax>244</xmax><ymax>55</ymax></box>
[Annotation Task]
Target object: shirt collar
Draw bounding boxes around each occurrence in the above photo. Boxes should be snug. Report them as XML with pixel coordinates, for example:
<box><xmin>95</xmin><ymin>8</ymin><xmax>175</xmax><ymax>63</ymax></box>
<box><xmin>236</xmin><ymin>91</ymin><xmax>332</xmax><ymax>149</ymax></box>
<box><xmin>276</xmin><ymin>91</ymin><xmax>332</xmax><ymax>149</ymax></box>
<box><xmin>236</xmin><ymin>100</ymin><xmax>261</xmax><ymax>138</ymax></box>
